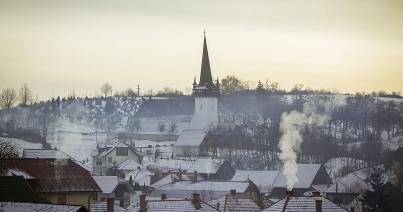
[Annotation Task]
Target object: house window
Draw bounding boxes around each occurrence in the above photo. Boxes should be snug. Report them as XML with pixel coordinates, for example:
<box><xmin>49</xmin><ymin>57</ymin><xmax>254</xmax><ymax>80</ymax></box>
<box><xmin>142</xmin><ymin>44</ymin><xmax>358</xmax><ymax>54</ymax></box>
<box><xmin>96</xmin><ymin>158</ymin><xmax>102</xmax><ymax>165</ymax></box>
<box><xmin>57</xmin><ymin>193</ymin><xmax>66</xmax><ymax>204</ymax></box>
<box><xmin>116</xmin><ymin>147</ymin><xmax>128</xmax><ymax>156</ymax></box>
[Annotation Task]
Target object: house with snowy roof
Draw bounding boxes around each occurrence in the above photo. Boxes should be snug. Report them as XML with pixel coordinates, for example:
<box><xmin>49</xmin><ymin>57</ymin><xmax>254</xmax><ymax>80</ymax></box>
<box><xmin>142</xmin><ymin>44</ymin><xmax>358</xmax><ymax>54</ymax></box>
<box><xmin>93</xmin><ymin>175</ymin><xmax>134</xmax><ymax>208</ymax></box>
<box><xmin>231</xmin><ymin>170</ymin><xmax>280</xmax><ymax>194</ymax></box>
<box><xmin>0</xmin><ymin>202</ymin><xmax>88</xmax><ymax>212</ymax></box>
<box><xmin>207</xmin><ymin>190</ymin><xmax>265</xmax><ymax>211</ymax></box>
<box><xmin>133</xmin><ymin>194</ymin><xmax>219</xmax><ymax>212</ymax></box>
<box><xmin>149</xmin><ymin>180</ymin><xmax>260</xmax><ymax>201</ymax></box>
<box><xmin>93</xmin><ymin>142</ymin><xmax>143</xmax><ymax>175</ymax></box>
<box><xmin>0</xmin><ymin>158</ymin><xmax>101</xmax><ymax>210</ymax></box>
<box><xmin>270</xmin><ymin>164</ymin><xmax>332</xmax><ymax>198</ymax></box>
<box><xmin>263</xmin><ymin>192</ymin><xmax>348</xmax><ymax>212</ymax></box>
<box><xmin>148</xmin><ymin>157</ymin><xmax>235</xmax><ymax>180</ymax></box>
<box><xmin>175</xmin><ymin>129</ymin><xmax>209</xmax><ymax>157</ymax></box>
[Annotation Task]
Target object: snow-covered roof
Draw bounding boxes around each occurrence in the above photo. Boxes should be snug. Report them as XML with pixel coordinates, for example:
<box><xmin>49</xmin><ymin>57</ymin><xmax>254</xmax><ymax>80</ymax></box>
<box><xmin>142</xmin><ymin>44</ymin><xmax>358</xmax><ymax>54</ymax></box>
<box><xmin>125</xmin><ymin>168</ymin><xmax>154</xmax><ymax>186</ymax></box>
<box><xmin>157</xmin><ymin>180</ymin><xmax>250</xmax><ymax>192</ymax></box>
<box><xmin>132</xmin><ymin>199</ymin><xmax>218</xmax><ymax>212</ymax></box>
<box><xmin>149</xmin><ymin>158</ymin><xmax>225</xmax><ymax>174</ymax></box>
<box><xmin>151</xmin><ymin>181</ymin><xmax>251</xmax><ymax>201</ymax></box>
<box><xmin>91</xmin><ymin>201</ymin><xmax>127</xmax><ymax>212</ymax></box>
<box><xmin>314</xmin><ymin>167</ymin><xmax>370</xmax><ymax>193</ymax></box>
<box><xmin>93</xmin><ymin>176</ymin><xmax>119</xmax><ymax>194</ymax></box>
<box><xmin>174</xmin><ymin>129</ymin><xmax>207</xmax><ymax>147</ymax></box>
<box><xmin>23</xmin><ymin>149</ymin><xmax>71</xmax><ymax>159</ymax></box>
<box><xmin>118</xmin><ymin>159</ymin><xmax>144</xmax><ymax>171</ymax></box>
<box><xmin>208</xmin><ymin>194</ymin><xmax>261</xmax><ymax>212</ymax></box>
<box><xmin>150</xmin><ymin>173</ymin><xmax>203</xmax><ymax>188</ymax></box>
<box><xmin>231</xmin><ymin>170</ymin><xmax>279</xmax><ymax>192</ymax></box>
<box><xmin>6</xmin><ymin>168</ymin><xmax>35</xmax><ymax>179</ymax></box>
<box><xmin>263</xmin><ymin>196</ymin><xmax>348</xmax><ymax>212</ymax></box>
<box><xmin>99</xmin><ymin>142</ymin><xmax>130</xmax><ymax>157</ymax></box>
<box><xmin>0</xmin><ymin>202</ymin><xmax>84</xmax><ymax>212</ymax></box>
<box><xmin>273</xmin><ymin>164</ymin><xmax>322</xmax><ymax>189</ymax></box>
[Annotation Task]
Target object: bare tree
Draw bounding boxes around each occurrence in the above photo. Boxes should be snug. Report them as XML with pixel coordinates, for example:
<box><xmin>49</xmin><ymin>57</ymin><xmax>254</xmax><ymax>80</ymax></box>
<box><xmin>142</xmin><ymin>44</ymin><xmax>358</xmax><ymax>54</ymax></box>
<box><xmin>0</xmin><ymin>88</ymin><xmax>17</xmax><ymax>110</ymax></box>
<box><xmin>0</xmin><ymin>139</ymin><xmax>18</xmax><ymax>159</ymax></box>
<box><xmin>19</xmin><ymin>84</ymin><xmax>32</xmax><ymax>106</ymax></box>
<box><xmin>100</xmin><ymin>83</ymin><xmax>113</xmax><ymax>98</ymax></box>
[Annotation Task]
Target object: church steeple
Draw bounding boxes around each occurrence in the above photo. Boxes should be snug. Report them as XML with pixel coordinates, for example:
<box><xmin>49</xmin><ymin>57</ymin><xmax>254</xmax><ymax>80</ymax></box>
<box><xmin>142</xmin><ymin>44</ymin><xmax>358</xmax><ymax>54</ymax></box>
<box><xmin>193</xmin><ymin>31</ymin><xmax>219</xmax><ymax>97</ymax></box>
<box><xmin>199</xmin><ymin>31</ymin><xmax>213</xmax><ymax>86</ymax></box>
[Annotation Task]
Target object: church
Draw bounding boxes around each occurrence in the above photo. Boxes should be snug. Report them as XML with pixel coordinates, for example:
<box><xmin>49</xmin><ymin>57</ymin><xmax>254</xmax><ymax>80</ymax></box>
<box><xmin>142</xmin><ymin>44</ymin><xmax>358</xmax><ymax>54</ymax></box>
<box><xmin>174</xmin><ymin>32</ymin><xmax>220</xmax><ymax>157</ymax></box>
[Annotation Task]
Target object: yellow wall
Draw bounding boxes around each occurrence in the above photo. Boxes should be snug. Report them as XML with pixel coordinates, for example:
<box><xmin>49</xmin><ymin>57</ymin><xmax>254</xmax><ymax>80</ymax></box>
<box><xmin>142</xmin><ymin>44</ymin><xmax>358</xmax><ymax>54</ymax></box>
<box><xmin>41</xmin><ymin>192</ymin><xmax>96</xmax><ymax>210</ymax></box>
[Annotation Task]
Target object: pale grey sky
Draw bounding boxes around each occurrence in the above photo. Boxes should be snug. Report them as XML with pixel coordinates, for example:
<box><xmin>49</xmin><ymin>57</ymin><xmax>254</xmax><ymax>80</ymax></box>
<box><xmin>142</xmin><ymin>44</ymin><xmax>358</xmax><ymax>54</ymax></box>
<box><xmin>1</xmin><ymin>0</ymin><xmax>402</xmax><ymax>99</ymax></box>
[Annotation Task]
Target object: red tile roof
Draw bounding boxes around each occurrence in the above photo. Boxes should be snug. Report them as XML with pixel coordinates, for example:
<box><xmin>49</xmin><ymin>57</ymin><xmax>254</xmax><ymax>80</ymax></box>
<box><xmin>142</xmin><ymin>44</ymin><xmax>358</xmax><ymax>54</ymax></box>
<box><xmin>0</xmin><ymin>159</ymin><xmax>101</xmax><ymax>193</ymax></box>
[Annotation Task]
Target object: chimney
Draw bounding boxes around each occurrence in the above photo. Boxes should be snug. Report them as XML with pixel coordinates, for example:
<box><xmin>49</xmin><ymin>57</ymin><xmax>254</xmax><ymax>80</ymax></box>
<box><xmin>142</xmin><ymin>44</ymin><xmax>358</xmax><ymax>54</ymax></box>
<box><xmin>312</xmin><ymin>191</ymin><xmax>320</xmax><ymax>197</ymax></box>
<box><xmin>230</xmin><ymin>189</ymin><xmax>236</xmax><ymax>196</ymax></box>
<box><xmin>193</xmin><ymin>171</ymin><xmax>197</xmax><ymax>182</ymax></box>
<box><xmin>192</xmin><ymin>193</ymin><xmax>201</xmax><ymax>209</ymax></box>
<box><xmin>139</xmin><ymin>194</ymin><xmax>147</xmax><ymax>212</ymax></box>
<box><xmin>315</xmin><ymin>200</ymin><xmax>322</xmax><ymax>212</ymax></box>
<box><xmin>179</xmin><ymin>170</ymin><xmax>183</xmax><ymax>180</ymax></box>
<box><xmin>107</xmin><ymin>198</ymin><xmax>114</xmax><ymax>212</ymax></box>
<box><xmin>161</xmin><ymin>193</ymin><xmax>167</xmax><ymax>201</ymax></box>
<box><xmin>285</xmin><ymin>190</ymin><xmax>294</xmax><ymax>196</ymax></box>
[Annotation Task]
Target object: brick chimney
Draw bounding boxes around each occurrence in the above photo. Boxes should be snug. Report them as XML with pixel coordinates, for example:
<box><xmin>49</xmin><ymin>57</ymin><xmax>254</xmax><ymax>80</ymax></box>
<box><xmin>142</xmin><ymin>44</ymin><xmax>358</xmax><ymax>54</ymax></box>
<box><xmin>193</xmin><ymin>171</ymin><xmax>198</xmax><ymax>182</ymax></box>
<box><xmin>139</xmin><ymin>194</ymin><xmax>147</xmax><ymax>212</ymax></box>
<box><xmin>192</xmin><ymin>193</ymin><xmax>201</xmax><ymax>209</ymax></box>
<box><xmin>107</xmin><ymin>198</ymin><xmax>114</xmax><ymax>212</ymax></box>
<box><xmin>312</xmin><ymin>191</ymin><xmax>320</xmax><ymax>197</ymax></box>
<box><xmin>230</xmin><ymin>189</ymin><xmax>236</xmax><ymax>196</ymax></box>
<box><xmin>315</xmin><ymin>199</ymin><xmax>322</xmax><ymax>212</ymax></box>
<box><xmin>161</xmin><ymin>193</ymin><xmax>167</xmax><ymax>201</ymax></box>
<box><xmin>285</xmin><ymin>190</ymin><xmax>294</xmax><ymax>196</ymax></box>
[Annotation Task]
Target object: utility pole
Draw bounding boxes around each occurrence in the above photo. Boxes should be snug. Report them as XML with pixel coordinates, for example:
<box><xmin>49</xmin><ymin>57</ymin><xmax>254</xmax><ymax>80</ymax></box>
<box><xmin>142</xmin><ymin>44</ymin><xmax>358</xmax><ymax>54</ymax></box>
<box><xmin>137</xmin><ymin>84</ymin><xmax>140</xmax><ymax>97</ymax></box>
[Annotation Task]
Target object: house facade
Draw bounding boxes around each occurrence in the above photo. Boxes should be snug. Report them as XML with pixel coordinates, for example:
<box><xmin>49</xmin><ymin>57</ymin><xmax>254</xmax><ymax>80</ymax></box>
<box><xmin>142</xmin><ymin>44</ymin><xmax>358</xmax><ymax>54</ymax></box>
<box><xmin>93</xmin><ymin>142</ymin><xmax>143</xmax><ymax>175</ymax></box>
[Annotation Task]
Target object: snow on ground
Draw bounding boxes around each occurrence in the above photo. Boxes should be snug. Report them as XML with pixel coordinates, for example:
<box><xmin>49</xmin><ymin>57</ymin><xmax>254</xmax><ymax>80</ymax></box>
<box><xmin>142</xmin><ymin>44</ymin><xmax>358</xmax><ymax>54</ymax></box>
<box><xmin>324</xmin><ymin>157</ymin><xmax>367</xmax><ymax>179</ymax></box>
<box><xmin>1</xmin><ymin>137</ymin><xmax>43</xmax><ymax>157</ymax></box>
<box><xmin>47</xmin><ymin>121</ymin><xmax>101</xmax><ymax>167</ymax></box>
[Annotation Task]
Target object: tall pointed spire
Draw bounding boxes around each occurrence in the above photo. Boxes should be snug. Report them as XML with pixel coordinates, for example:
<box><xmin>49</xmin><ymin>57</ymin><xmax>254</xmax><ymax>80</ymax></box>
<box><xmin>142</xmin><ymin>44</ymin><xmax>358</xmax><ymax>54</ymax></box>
<box><xmin>199</xmin><ymin>31</ymin><xmax>213</xmax><ymax>86</ymax></box>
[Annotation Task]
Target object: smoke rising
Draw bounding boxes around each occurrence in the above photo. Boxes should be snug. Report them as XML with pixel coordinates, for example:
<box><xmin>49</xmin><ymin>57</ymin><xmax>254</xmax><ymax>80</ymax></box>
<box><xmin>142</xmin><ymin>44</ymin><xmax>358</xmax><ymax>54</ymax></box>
<box><xmin>278</xmin><ymin>96</ymin><xmax>345</xmax><ymax>191</ymax></box>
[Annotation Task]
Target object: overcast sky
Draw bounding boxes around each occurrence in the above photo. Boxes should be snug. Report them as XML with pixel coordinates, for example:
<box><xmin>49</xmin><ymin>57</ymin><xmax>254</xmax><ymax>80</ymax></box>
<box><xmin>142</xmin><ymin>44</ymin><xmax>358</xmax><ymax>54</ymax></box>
<box><xmin>1</xmin><ymin>0</ymin><xmax>402</xmax><ymax>99</ymax></box>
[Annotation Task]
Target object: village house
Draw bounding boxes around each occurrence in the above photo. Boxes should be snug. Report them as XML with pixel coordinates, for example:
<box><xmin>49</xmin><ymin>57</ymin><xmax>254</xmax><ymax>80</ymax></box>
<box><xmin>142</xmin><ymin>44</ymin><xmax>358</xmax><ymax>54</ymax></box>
<box><xmin>0</xmin><ymin>158</ymin><xmax>101</xmax><ymax>210</ymax></box>
<box><xmin>174</xmin><ymin>129</ymin><xmax>208</xmax><ymax>157</ymax></box>
<box><xmin>134</xmin><ymin>194</ymin><xmax>219</xmax><ymax>212</ymax></box>
<box><xmin>270</xmin><ymin>164</ymin><xmax>332</xmax><ymax>198</ymax></box>
<box><xmin>208</xmin><ymin>190</ymin><xmax>265</xmax><ymax>211</ymax></box>
<box><xmin>149</xmin><ymin>180</ymin><xmax>260</xmax><ymax>201</ymax></box>
<box><xmin>148</xmin><ymin>157</ymin><xmax>235</xmax><ymax>180</ymax></box>
<box><xmin>92</xmin><ymin>175</ymin><xmax>134</xmax><ymax>208</ymax></box>
<box><xmin>263</xmin><ymin>192</ymin><xmax>348</xmax><ymax>211</ymax></box>
<box><xmin>0</xmin><ymin>202</ymin><xmax>88</xmax><ymax>212</ymax></box>
<box><xmin>93</xmin><ymin>142</ymin><xmax>143</xmax><ymax>175</ymax></box>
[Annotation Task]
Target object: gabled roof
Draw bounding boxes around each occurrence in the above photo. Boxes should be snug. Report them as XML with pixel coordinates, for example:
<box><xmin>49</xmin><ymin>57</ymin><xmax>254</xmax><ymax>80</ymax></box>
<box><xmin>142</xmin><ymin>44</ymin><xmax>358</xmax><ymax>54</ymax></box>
<box><xmin>208</xmin><ymin>193</ymin><xmax>261</xmax><ymax>212</ymax></box>
<box><xmin>273</xmin><ymin>164</ymin><xmax>322</xmax><ymax>189</ymax></box>
<box><xmin>0</xmin><ymin>159</ymin><xmax>101</xmax><ymax>193</ymax></box>
<box><xmin>0</xmin><ymin>202</ymin><xmax>86</xmax><ymax>212</ymax></box>
<box><xmin>175</xmin><ymin>129</ymin><xmax>207</xmax><ymax>147</ymax></box>
<box><xmin>263</xmin><ymin>196</ymin><xmax>348</xmax><ymax>212</ymax></box>
<box><xmin>150</xmin><ymin>173</ymin><xmax>203</xmax><ymax>188</ymax></box>
<box><xmin>99</xmin><ymin>142</ymin><xmax>142</xmax><ymax>157</ymax></box>
<box><xmin>118</xmin><ymin>159</ymin><xmax>144</xmax><ymax>171</ymax></box>
<box><xmin>90</xmin><ymin>201</ymin><xmax>127</xmax><ymax>212</ymax></box>
<box><xmin>23</xmin><ymin>149</ymin><xmax>71</xmax><ymax>159</ymax></box>
<box><xmin>231</xmin><ymin>170</ymin><xmax>279</xmax><ymax>191</ymax></box>
<box><xmin>125</xmin><ymin>168</ymin><xmax>154</xmax><ymax>186</ymax></box>
<box><xmin>149</xmin><ymin>157</ymin><xmax>225</xmax><ymax>174</ymax></box>
<box><xmin>93</xmin><ymin>176</ymin><xmax>119</xmax><ymax>194</ymax></box>
<box><xmin>140</xmin><ymin>199</ymin><xmax>219</xmax><ymax>212</ymax></box>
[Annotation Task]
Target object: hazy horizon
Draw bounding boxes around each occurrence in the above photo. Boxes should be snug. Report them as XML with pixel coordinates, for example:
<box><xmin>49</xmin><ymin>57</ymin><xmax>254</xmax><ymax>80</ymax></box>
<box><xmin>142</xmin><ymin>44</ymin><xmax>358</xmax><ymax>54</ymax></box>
<box><xmin>1</xmin><ymin>0</ymin><xmax>403</xmax><ymax>100</ymax></box>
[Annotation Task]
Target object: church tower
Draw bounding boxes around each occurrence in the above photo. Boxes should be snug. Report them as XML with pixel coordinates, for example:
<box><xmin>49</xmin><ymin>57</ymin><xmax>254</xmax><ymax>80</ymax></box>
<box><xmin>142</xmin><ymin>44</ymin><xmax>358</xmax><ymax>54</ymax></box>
<box><xmin>190</xmin><ymin>31</ymin><xmax>219</xmax><ymax>129</ymax></box>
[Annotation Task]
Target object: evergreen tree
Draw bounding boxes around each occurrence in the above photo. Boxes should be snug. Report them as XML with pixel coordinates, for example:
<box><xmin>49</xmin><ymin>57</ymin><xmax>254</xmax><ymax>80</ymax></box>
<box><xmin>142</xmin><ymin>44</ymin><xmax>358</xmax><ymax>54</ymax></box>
<box><xmin>360</xmin><ymin>170</ymin><xmax>392</xmax><ymax>211</ymax></box>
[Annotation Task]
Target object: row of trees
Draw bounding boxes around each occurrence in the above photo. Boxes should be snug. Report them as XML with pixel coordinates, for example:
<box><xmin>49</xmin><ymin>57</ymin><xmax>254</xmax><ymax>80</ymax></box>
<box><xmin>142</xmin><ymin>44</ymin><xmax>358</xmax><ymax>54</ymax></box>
<box><xmin>0</xmin><ymin>84</ymin><xmax>33</xmax><ymax>110</ymax></box>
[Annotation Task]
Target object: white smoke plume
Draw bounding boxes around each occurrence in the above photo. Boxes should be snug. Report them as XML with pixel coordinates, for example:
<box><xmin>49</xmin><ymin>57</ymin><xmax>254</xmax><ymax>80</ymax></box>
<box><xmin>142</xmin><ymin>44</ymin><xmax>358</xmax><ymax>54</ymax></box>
<box><xmin>278</xmin><ymin>96</ymin><xmax>345</xmax><ymax>191</ymax></box>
